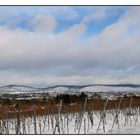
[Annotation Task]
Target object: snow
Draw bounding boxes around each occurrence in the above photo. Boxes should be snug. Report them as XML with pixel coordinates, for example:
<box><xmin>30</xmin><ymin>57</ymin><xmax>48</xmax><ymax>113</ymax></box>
<box><xmin>0</xmin><ymin>85</ymin><xmax>140</xmax><ymax>99</ymax></box>
<box><xmin>47</xmin><ymin>87</ymin><xmax>69</xmax><ymax>93</ymax></box>
<box><xmin>80</xmin><ymin>86</ymin><xmax>140</xmax><ymax>93</ymax></box>
<box><xmin>0</xmin><ymin>85</ymin><xmax>37</xmax><ymax>93</ymax></box>
<box><xmin>46</xmin><ymin>85</ymin><xmax>140</xmax><ymax>94</ymax></box>
<box><xmin>1</xmin><ymin>85</ymin><xmax>140</xmax><ymax>94</ymax></box>
<box><xmin>2</xmin><ymin>108</ymin><xmax>140</xmax><ymax>134</ymax></box>
<box><xmin>1</xmin><ymin>85</ymin><xmax>140</xmax><ymax>134</ymax></box>
<box><xmin>112</xmin><ymin>124</ymin><xmax>140</xmax><ymax>134</ymax></box>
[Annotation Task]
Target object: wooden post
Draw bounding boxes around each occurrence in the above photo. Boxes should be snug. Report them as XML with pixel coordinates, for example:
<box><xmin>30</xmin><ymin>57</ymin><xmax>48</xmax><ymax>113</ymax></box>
<box><xmin>16</xmin><ymin>101</ymin><xmax>21</xmax><ymax>134</ymax></box>
<box><xmin>5</xmin><ymin>106</ymin><xmax>9</xmax><ymax>134</ymax></box>
<box><xmin>135</xmin><ymin>107</ymin><xmax>139</xmax><ymax>124</ymax></box>
<box><xmin>110</xmin><ymin>97</ymin><xmax>122</xmax><ymax>131</ymax></box>
<box><xmin>66</xmin><ymin>113</ymin><xmax>69</xmax><ymax>134</ymax></box>
<box><xmin>53</xmin><ymin>100</ymin><xmax>62</xmax><ymax>134</ymax></box>
<box><xmin>128</xmin><ymin>96</ymin><xmax>133</xmax><ymax>125</ymax></box>
<box><xmin>78</xmin><ymin>97</ymin><xmax>87</xmax><ymax>134</ymax></box>
<box><xmin>97</xmin><ymin>98</ymin><xmax>109</xmax><ymax>133</ymax></box>
<box><xmin>32</xmin><ymin>99</ymin><xmax>37</xmax><ymax>134</ymax></box>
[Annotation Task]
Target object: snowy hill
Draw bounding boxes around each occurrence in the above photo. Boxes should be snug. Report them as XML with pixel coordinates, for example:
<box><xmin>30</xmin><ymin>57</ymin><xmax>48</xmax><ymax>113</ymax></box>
<box><xmin>0</xmin><ymin>85</ymin><xmax>41</xmax><ymax>94</ymax></box>
<box><xmin>46</xmin><ymin>87</ymin><xmax>69</xmax><ymax>93</ymax></box>
<box><xmin>45</xmin><ymin>84</ymin><xmax>140</xmax><ymax>93</ymax></box>
<box><xmin>0</xmin><ymin>84</ymin><xmax>140</xmax><ymax>97</ymax></box>
<box><xmin>79</xmin><ymin>85</ymin><xmax>140</xmax><ymax>92</ymax></box>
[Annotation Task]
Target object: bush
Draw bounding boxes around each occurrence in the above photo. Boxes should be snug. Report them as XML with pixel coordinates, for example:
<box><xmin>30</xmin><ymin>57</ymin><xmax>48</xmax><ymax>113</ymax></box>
<box><xmin>55</xmin><ymin>94</ymin><xmax>70</xmax><ymax>104</ymax></box>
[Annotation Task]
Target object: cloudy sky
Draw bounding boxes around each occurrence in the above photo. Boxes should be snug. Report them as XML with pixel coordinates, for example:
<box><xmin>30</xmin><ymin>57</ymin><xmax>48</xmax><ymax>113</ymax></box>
<box><xmin>0</xmin><ymin>6</ymin><xmax>140</xmax><ymax>87</ymax></box>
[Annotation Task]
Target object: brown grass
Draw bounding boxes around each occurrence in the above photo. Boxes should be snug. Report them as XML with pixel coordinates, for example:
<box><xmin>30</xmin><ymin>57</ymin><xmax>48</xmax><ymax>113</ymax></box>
<box><xmin>0</xmin><ymin>96</ymin><xmax>140</xmax><ymax>119</ymax></box>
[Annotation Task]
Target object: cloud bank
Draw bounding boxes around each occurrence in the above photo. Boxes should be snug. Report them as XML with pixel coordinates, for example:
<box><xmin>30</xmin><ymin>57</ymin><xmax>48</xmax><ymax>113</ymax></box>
<box><xmin>0</xmin><ymin>6</ymin><xmax>140</xmax><ymax>87</ymax></box>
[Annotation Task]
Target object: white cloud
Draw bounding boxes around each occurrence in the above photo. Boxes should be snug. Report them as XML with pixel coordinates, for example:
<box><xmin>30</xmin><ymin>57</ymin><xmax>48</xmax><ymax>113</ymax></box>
<box><xmin>0</xmin><ymin>7</ymin><xmax>140</xmax><ymax>86</ymax></box>
<box><xmin>31</xmin><ymin>14</ymin><xmax>57</xmax><ymax>33</ymax></box>
<box><xmin>81</xmin><ymin>9</ymin><xmax>108</xmax><ymax>24</ymax></box>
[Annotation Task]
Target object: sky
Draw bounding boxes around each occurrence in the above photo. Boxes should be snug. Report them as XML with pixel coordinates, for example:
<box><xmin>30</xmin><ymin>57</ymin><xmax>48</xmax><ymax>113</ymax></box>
<box><xmin>0</xmin><ymin>6</ymin><xmax>140</xmax><ymax>87</ymax></box>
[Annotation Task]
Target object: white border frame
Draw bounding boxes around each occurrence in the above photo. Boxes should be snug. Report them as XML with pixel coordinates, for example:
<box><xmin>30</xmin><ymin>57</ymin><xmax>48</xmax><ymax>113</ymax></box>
<box><xmin>0</xmin><ymin>0</ymin><xmax>139</xmax><ymax>5</ymax></box>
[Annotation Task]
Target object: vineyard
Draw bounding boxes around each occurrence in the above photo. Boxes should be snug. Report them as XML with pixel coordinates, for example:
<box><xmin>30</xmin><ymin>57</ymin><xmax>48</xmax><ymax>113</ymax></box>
<box><xmin>0</xmin><ymin>95</ymin><xmax>140</xmax><ymax>134</ymax></box>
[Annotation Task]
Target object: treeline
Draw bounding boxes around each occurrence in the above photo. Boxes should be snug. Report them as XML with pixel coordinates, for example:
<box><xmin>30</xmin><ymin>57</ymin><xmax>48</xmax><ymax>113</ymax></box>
<box><xmin>55</xmin><ymin>92</ymin><xmax>88</xmax><ymax>104</ymax></box>
<box><xmin>0</xmin><ymin>92</ymin><xmax>88</xmax><ymax>106</ymax></box>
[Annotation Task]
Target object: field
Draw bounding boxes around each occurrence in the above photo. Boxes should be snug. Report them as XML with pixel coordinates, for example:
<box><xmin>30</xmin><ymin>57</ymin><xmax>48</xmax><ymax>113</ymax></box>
<box><xmin>0</xmin><ymin>94</ymin><xmax>140</xmax><ymax>134</ymax></box>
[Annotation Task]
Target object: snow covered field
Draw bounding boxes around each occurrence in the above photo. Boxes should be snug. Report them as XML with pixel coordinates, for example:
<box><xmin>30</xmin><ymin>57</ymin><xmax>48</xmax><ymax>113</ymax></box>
<box><xmin>1</xmin><ymin>84</ymin><xmax>140</xmax><ymax>134</ymax></box>
<box><xmin>1</xmin><ymin>108</ymin><xmax>140</xmax><ymax>134</ymax></box>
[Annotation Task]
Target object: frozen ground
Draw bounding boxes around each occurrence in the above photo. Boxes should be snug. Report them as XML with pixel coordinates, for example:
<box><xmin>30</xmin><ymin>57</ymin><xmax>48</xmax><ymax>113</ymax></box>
<box><xmin>112</xmin><ymin>124</ymin><xmax>140</xmax><ymax>134</ymax></box>
<box><xmin>1</xmin><ymin>108</ymin><xmax>140</xmax><ymax>134</ymax></box>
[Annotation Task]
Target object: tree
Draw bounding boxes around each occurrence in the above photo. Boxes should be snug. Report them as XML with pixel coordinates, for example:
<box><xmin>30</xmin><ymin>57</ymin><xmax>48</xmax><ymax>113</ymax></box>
<box><xmin>63</xmin><ymin>94</ymin><xmax>70</xmax><ymax>104</ymax></box>
<box><xmin>3</xmin><ymin>98</ymin><xmax>12</xmax><ymax>105</ymax></box>
<box><xmin>79</xmin><ymin>92</ymin><xmax>88</xmax><ymax>102</ymax></box>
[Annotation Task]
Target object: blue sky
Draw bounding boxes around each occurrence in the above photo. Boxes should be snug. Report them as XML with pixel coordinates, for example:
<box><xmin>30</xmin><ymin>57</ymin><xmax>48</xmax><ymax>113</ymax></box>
<box><xmin>0</xmin><ymin>6</ymin><xmax>140</xmax><ymax>87</ymax></box>
<box><xmin>0</xmin><ymin>6</ymin><xmax>127</xmax><ymax>34</ymax></box>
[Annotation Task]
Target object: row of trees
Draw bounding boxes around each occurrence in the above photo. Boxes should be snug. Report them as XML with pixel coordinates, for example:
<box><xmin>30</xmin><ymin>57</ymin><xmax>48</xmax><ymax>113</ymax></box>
<box><xmin>0</xmin><ymin>92</ymin><xmax>88</xmax><ymax>106</ymax></box>
<box><xmin>55</xmin><ymin>92</ymin><xmax>88</xmax><ymax>104</ymax></box>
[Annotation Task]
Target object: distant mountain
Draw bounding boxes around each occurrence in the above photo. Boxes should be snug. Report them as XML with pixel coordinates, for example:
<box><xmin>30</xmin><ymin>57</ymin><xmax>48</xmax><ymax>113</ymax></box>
<box><xmin>100</xmin><ymin>84</ymin><xmax>140</xmax><ymax>88</ymax></box>
<box><xmin>0</xmin><ymin>84</ymin><xmax>140</xmax><ymax>95</ymax></box>
<box><xmin>45</xmin><ymin>84</ymin><xmax>92</xmax><ymax>90</ymax></box>
<box><xmin>45</xmin><ymin>84</ymin><xmax>140</xmax><ymax>89</ymax></box>
<box><xmin>0</xmin><ymin>85</ymin><xmax>41</xmax><ymax>94</ymax></box>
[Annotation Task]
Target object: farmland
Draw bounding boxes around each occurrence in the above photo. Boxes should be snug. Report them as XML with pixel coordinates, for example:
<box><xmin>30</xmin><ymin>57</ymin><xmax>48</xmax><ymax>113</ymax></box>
<box><xmin>0</xmin><ymin>93</ymin><xmax>140</xmax><ymax>134</ymax></box>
